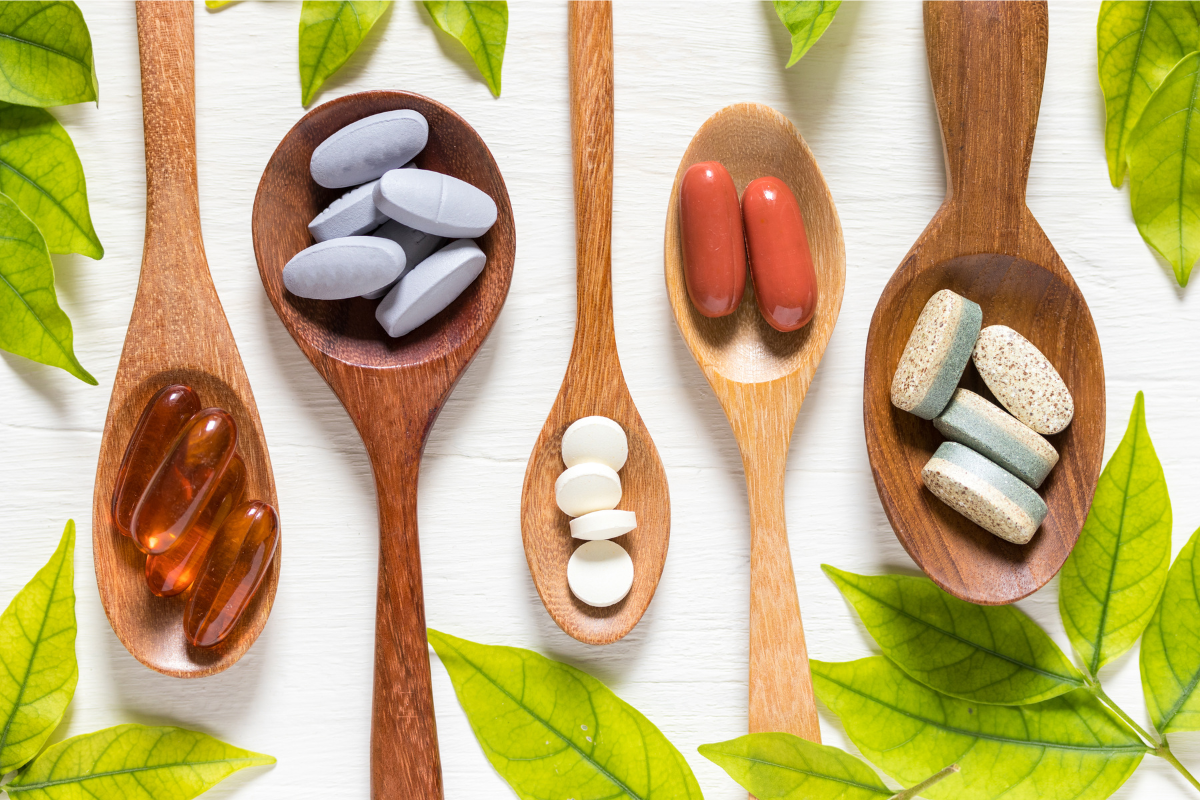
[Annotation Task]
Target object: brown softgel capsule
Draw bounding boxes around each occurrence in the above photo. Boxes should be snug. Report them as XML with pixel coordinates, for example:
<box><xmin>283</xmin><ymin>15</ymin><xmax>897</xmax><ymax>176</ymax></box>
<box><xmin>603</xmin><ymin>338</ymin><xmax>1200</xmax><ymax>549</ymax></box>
<box><xmin>742</xmin><ymin>175</ymin><xmax>819</xmax><ymax>332</ymax></box>
<box><xmin>679</xmin><ymin>161</ymin><xmax>747</xmax><ymax>317</ymax></box>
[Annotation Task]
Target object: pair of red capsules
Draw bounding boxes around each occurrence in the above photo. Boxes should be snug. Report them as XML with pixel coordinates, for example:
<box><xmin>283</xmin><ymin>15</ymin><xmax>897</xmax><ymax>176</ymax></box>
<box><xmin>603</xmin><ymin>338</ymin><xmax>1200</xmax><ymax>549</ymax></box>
<box><xmin>111</xmin><ymin>384</ymin><xmax>279</xmax><ymax>648</ymax></box>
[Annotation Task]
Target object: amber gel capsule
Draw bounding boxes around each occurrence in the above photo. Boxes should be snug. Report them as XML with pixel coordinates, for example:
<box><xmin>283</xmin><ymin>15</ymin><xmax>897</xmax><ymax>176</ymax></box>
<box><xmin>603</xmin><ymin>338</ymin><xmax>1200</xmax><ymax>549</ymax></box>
<box><xmin>679</xmin><ymin>161</ymin><xmax>746</xmax><ymax>317</ymax></box>
<box><xmin>130</xmin><ymin>409</ymin><xmax>238</xmax><ymax>555</ymax></box>
<box><xmin>145</xmin><ymin>454</ymin><xmax>246</xmax><ymax>597</ymax></box>
<box><xmin>742</xmin><ymin>176</ymin><xmax>819</xmax><ymax>332</ymax></box>
<box><xmin>185</xmin><ymin>500</ymin><xmax>279</xmax><ymax>648</ymax></box>
<box><xmin>111</xmin><ymin>384</ymin><xmax>201</xmax><ymax>537</ymax></box>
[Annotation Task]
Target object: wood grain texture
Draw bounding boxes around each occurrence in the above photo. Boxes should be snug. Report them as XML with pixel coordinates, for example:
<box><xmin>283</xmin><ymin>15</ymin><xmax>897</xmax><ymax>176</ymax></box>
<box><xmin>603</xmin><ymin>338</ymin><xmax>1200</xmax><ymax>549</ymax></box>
<box><xmin>863</xmin><ymin>1</ymin><xmax>1105</xmax><ymax>605</ymax></box>
<box><xmin>252</xmin><ymin>90</ymin><xmax>515</xmax><ymax>799</ymax></box>
<box><xmin>90</xmin><ymin>1</ymin><xmax>279</xmax><ymax>680</ymax></box>
<box><xmin>665</xmin><ymin>104</ymin><xmax>846</xmax><ymax>744</ymax></box>
<box><xmin>520</xmin><ymin>0</ymin><xmax>671</xmax><ymax>646</ymax></box>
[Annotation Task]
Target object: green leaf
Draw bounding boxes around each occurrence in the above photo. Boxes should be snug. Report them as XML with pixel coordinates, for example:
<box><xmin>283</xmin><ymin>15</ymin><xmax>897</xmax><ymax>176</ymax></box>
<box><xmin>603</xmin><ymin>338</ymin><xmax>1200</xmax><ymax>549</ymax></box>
<box><xmin>429</xmin><ymin>629</ymin><xmax>703</xmax><ymax>800</ymax></box>
<box><xmin>773</xmin><ymin>1</ymin><xmax>841</xmax><ymax>67</ymax></box>
<box><xmin>1059</xmin><ymin>392</ymin><xmax>1170</xmax><ymax>674</ymax></box>
<box><xmin>0</xmin><ymin>2</ymin><xmax>97</xmax><ymax>108</ymax></box>
<box><xmin>422</xmin><ymin>2</ymin><xmax>507</xmax><ymax>97</ymax></box>
<box><xmin>0</xmin><ymin>521</ymin><xmax>76</xmax><ymax>774</ymax></box>
<box><xmin>699</xmin><ymin>732</ymin><xmax>891</xmax><ymax>800</ymax></box>
<box><xmin>0</xmin><ymin>192</ymin><xmax>94</xmax><ymax>383</ymax></box>
<box><xmin>823</xmin><ymin>566</ymin><xmax>1084</xmax><ymax>705</ymax></box>
<box><xmin>298</xmin><ymin>1</ymin><xmax>390</xmax><ymax>107</ymax></box>
<box><xmin>205</xmin><ymin>1</ymin><xmax>233</xmax><ymax>7</ymax></box>
<box><xmin>812</xmin><ymin>657</ymin><xmax>1148</xmax><ymax>800</ymax></box>
<box><xmin>1097</xmin><ymin>1</ymin><xmax>1199</xmax><ymax>188</ymax></box>
<box><xmin>1141</xmin><ymin>525</ymin><xmax>1200</xmax><ymax>734</ymax></box>
<box><xmin>6</xmin><ymin>724</ymin><xmax>274</xmax><ymax>799</ymax></box>
<box><xmin>0</xmin><ymin>103</ymin><xmax>101</xmax><ymax>258</ymax></box>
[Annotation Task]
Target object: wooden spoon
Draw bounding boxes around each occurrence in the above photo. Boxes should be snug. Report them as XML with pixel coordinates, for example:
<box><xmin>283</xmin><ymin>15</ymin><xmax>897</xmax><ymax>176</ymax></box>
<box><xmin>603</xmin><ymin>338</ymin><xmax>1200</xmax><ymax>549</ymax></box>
<box><xmin>253</xmin><ymin>92</ymin><xmax>514</xmax><ymax>797</ymax></box>
<box><xmin>91</xmin><ymin>1</ymin><xmax>279</xmax><ymax>680</ymax></box>
<box><xmin>664</xmin><ymin>104</ymin><xmax>845</xmax><ymax>741</ymax></box>
<box><xmin>863</xmin><ymin>1</ymin><xmax>1105</xmax><ymax>605</ymax></box>
<box><xmin>520</xmin><ymin>0</ymin><xmax>670</xmax><ymax>646</ymax></box>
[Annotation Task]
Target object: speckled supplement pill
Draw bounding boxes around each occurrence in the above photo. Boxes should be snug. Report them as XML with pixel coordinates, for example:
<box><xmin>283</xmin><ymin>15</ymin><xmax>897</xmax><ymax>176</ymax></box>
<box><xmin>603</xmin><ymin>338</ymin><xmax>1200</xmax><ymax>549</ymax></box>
<box><xmin>891</xmin><ymin>289</ymin><xmax>983</xmax><ymax>419</ymax></box>
<box><xmin>308</xmin><ymin>180</ymin><xmax>387</xmax><ymax>242</ymax></box>
<box><xmin>310</xmin><ymin>109</ymin><xmax>429</xmax><ymax>188</ymax></box>
<box><xmin>922</xmin><ymin>441</ymin><xmax>1048</xmax><ymax>545</ymax></box>
<box><xmin>283</xmin><ymin>237</ymin><xmax>406</xmax><ymax>300</ymax></box>
<box><xmin>934</xmin><ymin>389</ymin><xmax>1059</xmax><ymax>488</ymax></box>
<box><xmin>972</xmin><ymin>325</ymin><xmax>1074</xmax><ymax>435</ymax></box>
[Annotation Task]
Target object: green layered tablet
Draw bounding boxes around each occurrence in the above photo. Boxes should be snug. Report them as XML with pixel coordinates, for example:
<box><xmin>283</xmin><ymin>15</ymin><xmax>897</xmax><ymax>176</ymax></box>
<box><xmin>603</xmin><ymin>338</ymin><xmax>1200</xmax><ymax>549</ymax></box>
<box><xmin>891</xmin><ymin>289</ymin><xmax>982</xmax><ymax>419</ymax></box>
<box><xmin>934</xmin><ymin>389</ymin><xmax>1059</xmax><ymax>488</ymax></box>
<box><xmin>922</xmin><ymin>441</ymin><xmax>1048</xmax><ymax>545</ymax></box>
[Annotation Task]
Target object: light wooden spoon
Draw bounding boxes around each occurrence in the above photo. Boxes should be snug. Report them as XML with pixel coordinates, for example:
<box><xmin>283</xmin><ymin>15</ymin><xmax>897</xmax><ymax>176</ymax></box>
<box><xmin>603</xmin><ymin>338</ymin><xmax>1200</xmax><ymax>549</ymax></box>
<box><xmin>864</xmin><ymin>1</ymin><xmax>1104</xmax><ymax>605</ymax></box>
<box><xmin>520</xmin><ymin>0</ymin><xmax>670</xmax><ymax>646</ymax></box>
<box><xmin>91</xmin><ymin>0</ymin><xmax>279</xmax><ymax>679</ymax></box>
<box><xmin>664</xmin><ymin>103</ymin><xmax>846</xmax><ymax>742</ymax></box>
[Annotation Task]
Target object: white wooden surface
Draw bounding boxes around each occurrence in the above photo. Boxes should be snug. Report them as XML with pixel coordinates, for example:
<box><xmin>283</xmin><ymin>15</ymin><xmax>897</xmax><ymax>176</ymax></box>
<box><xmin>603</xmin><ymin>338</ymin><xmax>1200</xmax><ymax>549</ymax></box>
<box><xmin>2</xmin><ymin>1</ymin><xmax>1198</xmax><ymax>797</ymax></box>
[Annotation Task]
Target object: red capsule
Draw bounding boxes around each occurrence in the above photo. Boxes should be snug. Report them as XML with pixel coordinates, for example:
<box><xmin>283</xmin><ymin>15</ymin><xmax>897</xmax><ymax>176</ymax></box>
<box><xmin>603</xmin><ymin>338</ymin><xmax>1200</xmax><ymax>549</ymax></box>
<box><xmin>741</xmin><ymin>176</ymin><xmax>819</xmax><ymax>332</ymax></box>
<box><xmin>111</xmin><ymin>384</ymin><xmax>201</xmax><ymax>537</ymax></box>
<box><xmin>145</xmin><ymin>454</ymin><xmax>246</xmax><ymax>597</ymax></box>
<box><xmin>679</xmin><ymin>161</ymin><xmax>747</xmax><ymax>317</ymax></box>
<box><xmin>130</xmin><ymin>409</ymin><xmax>238</xmax><ymax>555</ymax></box>
<box><xmin>185</xmin><ymin>500</ymin><xmax>279</xmax><ymax>648</ymax></box>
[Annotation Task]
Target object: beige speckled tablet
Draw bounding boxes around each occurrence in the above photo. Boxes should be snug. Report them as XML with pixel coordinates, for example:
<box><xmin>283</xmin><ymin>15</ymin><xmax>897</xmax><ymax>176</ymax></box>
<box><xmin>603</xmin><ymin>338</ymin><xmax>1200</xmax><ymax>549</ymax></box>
<box><xmin>891</xmin><ymin>289</ymin><xmax>983</xmax><ymax>419</ymax></box>
<box><xmin>972</xmin><ymin>326</ymin><xmax>1074</xmax><ymax>435</ymax></box>
<box><xmin>922</xmin><ymin>442</ymin><xmax>1048</xmax><ymax>545</ymax></box>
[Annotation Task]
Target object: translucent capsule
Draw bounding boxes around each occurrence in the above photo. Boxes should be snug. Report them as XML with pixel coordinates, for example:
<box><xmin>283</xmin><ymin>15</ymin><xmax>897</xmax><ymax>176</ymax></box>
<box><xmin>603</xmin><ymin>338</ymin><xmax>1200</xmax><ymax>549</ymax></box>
<box><xmin>185</xmin><ymin>500</ymin><xmax>279</xmax><ymax>648</ymax></box>
<box><xmin>130</xmin><ymin>409</ymin><xmax>238</xmax><ymax>555</ymax></box>
<box><xmin>145</xmin><ymin>454</ymin><xmax>246</xmax><ymax>597</ymax></box>
<box><xmin>111</xmin><ymin>384</ymin><xmax>201</xmax><ymax>537</ymax></box>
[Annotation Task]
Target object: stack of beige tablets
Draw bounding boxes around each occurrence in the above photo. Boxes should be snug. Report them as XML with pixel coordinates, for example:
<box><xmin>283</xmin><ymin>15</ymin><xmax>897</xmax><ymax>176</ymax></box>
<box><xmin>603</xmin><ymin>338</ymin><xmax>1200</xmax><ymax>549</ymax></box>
<box><xmin>891</xmin><ymin>289</ymin><xmax>1074</xmax><ymax>545</ymax></box>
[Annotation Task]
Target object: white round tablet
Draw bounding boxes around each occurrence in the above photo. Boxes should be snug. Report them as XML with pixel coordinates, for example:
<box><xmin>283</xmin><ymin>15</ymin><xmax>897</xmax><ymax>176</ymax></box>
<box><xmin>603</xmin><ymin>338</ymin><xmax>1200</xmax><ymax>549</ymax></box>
<box><xmin>561</xmin><ymin>416</ymin><xmax>628</xmax><ymax>471</ymax></box>
<box><xmin>567</xmin><ymin>540</ymin><xmax>634</xmax><ymax>607</ymax></box>
<box><xmin>569</xmin><ymin>509</ymin><xmax>637</xmax><ymax>541</ymax></box>
<box><xmin>554</xmin><ymin>463</ymin><xmax>622</xmax><ymax>517</ymax></box>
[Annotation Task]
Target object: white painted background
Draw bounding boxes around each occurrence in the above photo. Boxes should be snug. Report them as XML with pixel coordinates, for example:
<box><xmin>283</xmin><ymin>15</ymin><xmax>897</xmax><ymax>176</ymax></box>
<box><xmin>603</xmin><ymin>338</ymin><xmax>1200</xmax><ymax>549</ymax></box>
<box><xmin>2</xmin><ymin>1</ymin><xmax>1198</xmax><ymax>797</ymax></box>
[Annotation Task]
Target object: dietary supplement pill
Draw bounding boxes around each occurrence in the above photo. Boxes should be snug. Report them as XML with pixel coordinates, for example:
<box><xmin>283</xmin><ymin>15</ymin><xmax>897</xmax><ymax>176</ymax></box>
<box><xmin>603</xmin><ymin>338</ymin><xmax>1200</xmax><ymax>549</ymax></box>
<box><xmin>362</xmin><ymin>220</ymin><xmax>446</xmax><ymax>299</ymax></box>
<box><xmin>567</xmin><ymin>539</ymin><xmax>634</xmax><ymax>607</ymax></box>
<box><xmin>934</xmin><ymin>389</ymin><xmax>1059</xmax><ymax>488</ymax></box>
<box><xmin>972</xmin><ymin>325</ymin><xmax>1074</xmax><ymax>435</ymax></box>
<box><xmin>283</xmin><ymin>237</ymin><xmax>406</xmax><ymax>301</ymax></box>
<box><xmin>555</xmin><ymin>462</ymin><xmax>622</xmax><ymax>517</ymax></box>
<box><xmin>561</xmin><ymin>416</ymin><xmax>628</xmax><ymax>471</ymax></box>
<box><xmin>891</xmin><ymin>289</ymin><xmax>982</xmax><ymax>419</ymax></box>
<box><xmin>374</xmin><ymin>168</ymin><xmax>498</xmax><ymax>238</ymax></box>
<box><xmin>569</xmin><ymin>509</ymin><xmax>637</xmax><ymax>541</ymax></box>
<box><xmin>375</xmin><ymin>238</ymin><xmax>486</xmax><ymax>337</ymax></box>
<box><xmin>679</xmin><ymin>161</ymin><xmax>746</xmax><ymax>317</ymax></box>
<box><xmin>308</xmin><ymin>180</ymin><xmax>387</xmax><ymax>242</ymax></box>
<box><xmin>741</xmin><ymin>176</ymin><xmax>819</xmax><ymax>332</ymax></box>
<box><xmin>310</xmin><ymin>109</ymin><xmax>429</xmax><ymax>188</ymax></box>
<box><xmin>922</xmin><ymin>441</ymin><xmax>1048</xmax><ymax>545</ymax></box>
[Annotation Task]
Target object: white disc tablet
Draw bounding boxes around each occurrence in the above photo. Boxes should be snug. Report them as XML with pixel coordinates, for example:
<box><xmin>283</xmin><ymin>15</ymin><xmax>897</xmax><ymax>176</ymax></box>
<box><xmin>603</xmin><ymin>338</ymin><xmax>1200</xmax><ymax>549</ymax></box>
<box><xmin>569</xmin><ymin>509</ymin><xmax>637</xmax><ymax>541</ymax></box>
<box><xmin>567</xmin><ymin>540</ymin><xmax>634</xmax><ymax>607</ymax></box>
<box><xmin>554</xmin><ymin>463</ymin><xmax>622</xmax><ymax>517</ymax></box>
<box><xmin>561</xmin><ymin>416</ymin><xmax>628</xmax><ymax>471</ymax></box>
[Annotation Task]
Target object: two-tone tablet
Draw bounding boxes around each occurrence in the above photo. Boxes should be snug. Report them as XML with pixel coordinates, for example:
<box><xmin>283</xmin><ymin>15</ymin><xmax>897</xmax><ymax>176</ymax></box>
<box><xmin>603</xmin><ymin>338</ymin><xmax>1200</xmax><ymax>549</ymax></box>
<box><xmin>922</xmin><ymin>442</ymin><xmax>1048</xmax><ymax>545</ymax></box>
<box><xmin>891</xmin><ymin>290</ymin><xmax>982</xmax><ymax>419</ymax></box>
<box><xmin>934</xmin><ymin>389</ymin><xmax>1058</xmax><ymax>488</ymax></box>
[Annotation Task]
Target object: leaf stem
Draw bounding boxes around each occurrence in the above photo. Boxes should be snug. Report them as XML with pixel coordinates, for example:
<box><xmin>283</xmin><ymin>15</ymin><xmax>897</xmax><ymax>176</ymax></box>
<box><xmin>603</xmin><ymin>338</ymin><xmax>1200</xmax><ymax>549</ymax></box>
<box><xmin>1156</xmin><ymin>743</ymin><xmax>1200</xmax><ymax>794</ymax></box>
<box><xmin>1087</xmin><ymin>680</ymin><xmax>1159</xmax><ymax>746</ymax></box>
<box><xmin>888</xmin><ymin>763</ymin><xmax>959</xmax><ymax>800</ymax></box>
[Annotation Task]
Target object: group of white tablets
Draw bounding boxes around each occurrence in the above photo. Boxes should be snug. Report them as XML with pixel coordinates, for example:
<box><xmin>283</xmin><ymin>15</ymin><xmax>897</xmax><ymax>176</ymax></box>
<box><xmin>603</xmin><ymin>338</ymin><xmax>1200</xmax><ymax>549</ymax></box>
<box><xmin>555</xmin><ymin>416</ymin><xmax>637</xmax><ymax>607</ymax></box>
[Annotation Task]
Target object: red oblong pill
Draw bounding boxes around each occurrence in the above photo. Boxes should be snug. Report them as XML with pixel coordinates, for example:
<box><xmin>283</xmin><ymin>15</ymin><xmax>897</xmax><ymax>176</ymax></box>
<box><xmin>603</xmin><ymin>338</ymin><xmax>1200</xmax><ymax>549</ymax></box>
<box><xmin>742</xmin><ymin>176</ymin><xmax>819</xmax><ymax>332</ymax></box>
<box><xmin>679</xmin><ymin>161</ymin><xmax>746</xmax><ymax>317</ymax></box>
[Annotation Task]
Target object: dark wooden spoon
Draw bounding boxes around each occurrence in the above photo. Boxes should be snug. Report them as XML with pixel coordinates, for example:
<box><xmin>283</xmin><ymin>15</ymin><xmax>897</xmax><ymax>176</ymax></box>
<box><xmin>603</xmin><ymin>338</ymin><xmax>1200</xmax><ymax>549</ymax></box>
<box><xmin>864</xmin><ymin>0</ymin><xmax>1105</xmax><ymax>605</ymax></box>
<box><xmin>253</xmin><ymin>91</ymin><xmax>514</xmax><ymax>798</ymax></box>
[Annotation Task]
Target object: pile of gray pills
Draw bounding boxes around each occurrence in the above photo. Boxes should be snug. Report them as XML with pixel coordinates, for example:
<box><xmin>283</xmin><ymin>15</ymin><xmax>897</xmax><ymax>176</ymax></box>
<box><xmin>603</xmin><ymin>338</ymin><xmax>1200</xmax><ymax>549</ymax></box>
<box><xmin>282</xmin><ymin>109</ymin><xmax>499</xmax><ymax>338</ymax></box>
<box><xmin>890</xmin><ymin>289</ymin><xmax>1074</xmax><ymax>545</ymax></box>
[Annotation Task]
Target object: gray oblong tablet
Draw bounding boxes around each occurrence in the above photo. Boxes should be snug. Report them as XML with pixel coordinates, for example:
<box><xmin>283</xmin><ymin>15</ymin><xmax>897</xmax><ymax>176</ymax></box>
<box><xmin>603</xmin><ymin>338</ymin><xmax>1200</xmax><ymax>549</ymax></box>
<box><xmin>361</xmin><ymin>220</ymin><xmax>447</xmax><ymax>299</ymax></box>
<box><xmin>310</xmin><ymin>110</ymin><xmax>429</xmax><ymax>189</ymax></box>
<box><xmin>283</xmin><ymin>237</ymin><xmax>406</xmax><ymax>300</ymax></box>
<box><xmin>375</xmin><ymin>238</ymin><xmax>486</xmax><ymax>337</ymax></box>
<box><xmin>891</xmin><ymin>289</ymin><xmax>983</xmax><ymax>419</ymax></box>
<box><xmin>922</xmin><ymin>441</ymin><xmax>1048</xmax><ymax>545</ymax></box>
<box><xmin>308</xmin><ymin>180</ymin><xmax>387</xmax><ymax>242</ymax></box>
<box><xmin>374</xmin><ymin>168</ymin><xmax>498</xmax><ymax>238</ymax></box>
<box><xmin>934</xmin><ymin>389</ymin><xmax>1059</xmax><ymax>488</ymax></box>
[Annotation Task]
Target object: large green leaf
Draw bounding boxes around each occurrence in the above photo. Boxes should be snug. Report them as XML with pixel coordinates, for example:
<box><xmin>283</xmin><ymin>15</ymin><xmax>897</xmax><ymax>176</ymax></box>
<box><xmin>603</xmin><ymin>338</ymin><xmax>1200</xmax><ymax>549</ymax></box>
<box><xmin>0</xmin><ymin>103</ymin><xmax>101</xmax><ymax>258</ymax></box>
<box><xmin>1097</xmin><ymin>1</ymin><xmax>1199</xmax><ymax>188</ymax></box>
<box><xmin>6</xmin><ymin>724</ymin><xmax>274</xmax><ymax>799</ymax></box>
<box><xmin>1128</xmin><ymin>51</ymin><xmax>1200</xmax><ymax>286</ymax></box>
<box><xmin>0</xmin><ymin>2</ymin><xmax>97</xmax><ymax>108</ymax></box>
<box><xmin>429</xmin><ymin>629</ymin><xmax>703</xmax><ymax>800</ymax></box>
<box><xmin>812</xmin><ymin>657</ymin><xmax>1147</xmax><ymax>800</ymax></box>
<box><xmin>0</xmin><ymin>192</ymin><xmax>94</xmax><ymax>383</ymax></box>
<box><xmin>1060</xmin><ymin>392</ymin><xmax>1170</xmax><ymax>674</ymax></box>
<box><xmin>1141</xmin><ymin>526</ymin><xmax>1200</xmax><ymax>734</ymax></box>
<box><xmin>699</xmin><ymin>732</ymin><xmax>891</xmax><ymax>800</ymax></box>
<box><xmin>298</xmin><ymin>1</ymin><xmax>390</xmax><ymax>107</ymax></box>
<box><xmin>0</xmin><ymin>521</ymin><xmax>76</xmax><ymax>774</ymax></box>
<box><xmin>422</xmin><ymin>2</ymin><xmax>507</xmax><ymax>97</ymax></box>
<box><xmin>824</xmin><ymin>566</ymin><xmax>1084</xmax><ymax>705</ymax></box>
<box><xmin>773</xmin><ymin>1</ymin><xmax>841</xmax><ymax>67</ymax></box>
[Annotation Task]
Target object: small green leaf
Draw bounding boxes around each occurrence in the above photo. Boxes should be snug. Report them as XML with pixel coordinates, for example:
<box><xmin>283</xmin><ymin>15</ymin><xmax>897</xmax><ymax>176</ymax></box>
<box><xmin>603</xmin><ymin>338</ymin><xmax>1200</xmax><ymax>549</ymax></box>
<box><xmin>1060</xmin><ymin>392</ymin><xmax>1170</xmax><ymax>674</ymax></box>
<box><xmin>812</xmin><ymin>657</ymin><xmax>1148</xmax><ymax>800</ymax></box>
<box><xmin>6</xmin><ymin>724</ymin><xmax>274</xmax><ymax>799</ymax></box>
<box><xmin>298</xmin><ymin>1</ymin><xmax>390</xmax><ymax>107</ymax></box>
<box><xmin>699</xmin><ymin>732</ymin><xmax>891</xmax><ymax>800</ymax></box>
<box><xmin>0</xmin><ymin>2</ymin><xmax>97</xmax><ymax>107</ymax></box>
<box><xmin>429</xmin><ymin>629</ymin><xmax>703</xmax><ymax>800</ymax></box>
<box><xmin>422</xmin><ymin>1</ymin><xmax>507</xmax><ymax>97</ymax></box>
<box><xmin>0</xmin><ymin>192</ymin><xmax>94</xmax><ymax>383</ymax></box>
<box><xmin>0</xmin><ymin>103</ymin><xmax>101</xmax><ymax>258</ymax></box>
<box><xmin>1097</xmin><ymin>1</ymin><xmax>1199</xmax><ymax>187</ymax></box>
<box><xmin>205</xmin><ymin>1</ymin><xmax>233</xmax><ymax>8</ymax></box>
<box><xmin>0</xmin><ymin>521</ymin><xmax>76</xmax><ymax>774</ymax></box>
<box><xmin>773</xmin><ymin>1</ymin><xmax>841</xmax><ymax>67</ymax></box>
<box><xmin>824</xmin><ymin>566</ymin><xmax>1084</xmax><ymax>705</ymax></box>
<box><xmin>1141</xmin><ymin>525</ymin><xmax>1200</xmax><ymax>734</ymax></box>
